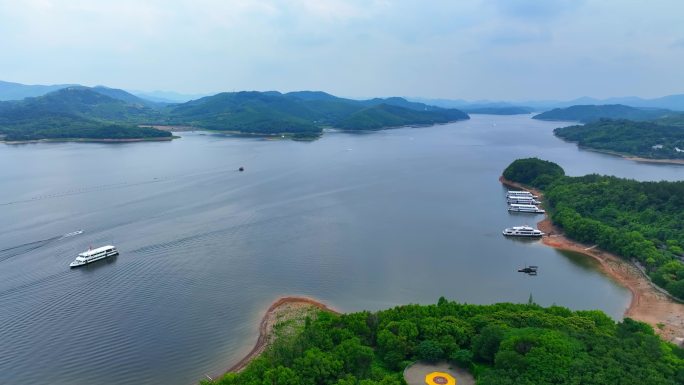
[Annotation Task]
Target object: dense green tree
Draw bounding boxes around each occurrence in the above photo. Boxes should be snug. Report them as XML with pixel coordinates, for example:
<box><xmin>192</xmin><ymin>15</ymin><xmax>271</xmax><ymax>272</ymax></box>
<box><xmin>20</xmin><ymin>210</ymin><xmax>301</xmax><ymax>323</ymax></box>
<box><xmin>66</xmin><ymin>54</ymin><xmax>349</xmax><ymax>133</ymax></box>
<box><xmin>415</xmin><ymin>340</ymin><xmax>444</xmax><ymax>362</ymax></box>
<box><xmin>502</xmin><ymin>158</ymin><xmax>565</xmax><ymax>188</ymax></box>
<box><xmin>553</xmin><ymin>119</ymin><xmax>684</xmax><ymax>159</ymax></box>
<box><xmin>504</xmin><ymin>158</ymin><xmax>684</xmax><ymax>299</ymax></box>
<box><xmin>293</xmin><ymin>348</ymin><xmax>344</xmax><ymax>385</ymax></box>
<box><xmin>206</xmin><ymin>299</ymin><xmax>684</xmax><ymax>385</ymax></box>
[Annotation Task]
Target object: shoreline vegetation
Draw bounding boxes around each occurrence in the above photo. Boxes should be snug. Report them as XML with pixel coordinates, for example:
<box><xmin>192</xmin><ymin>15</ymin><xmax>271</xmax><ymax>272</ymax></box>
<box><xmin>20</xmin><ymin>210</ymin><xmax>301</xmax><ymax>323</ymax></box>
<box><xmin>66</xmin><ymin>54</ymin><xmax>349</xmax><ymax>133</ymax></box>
<box><xmin>577</xmin><ymin>146</ymin><xmax>684</xmax><ymax>165</ymax></box>
<box><xmin>222</xmin><ymin>297</ymin><xmax>339</xmax><ymax>376</ymax></box>
<box><xmin>209</xmin><ymin>296</ymin><xmax>684</xmax><ymax>385</ymax></box>
<box><xmin>552</xmin><ymin>119</ymin><xmax>684</xmax><ymax>163</ymax></box>
<box><xmin>500</xmin><ymin>175</ymin><xmax>684</xmax><ymax>341</ymax></box>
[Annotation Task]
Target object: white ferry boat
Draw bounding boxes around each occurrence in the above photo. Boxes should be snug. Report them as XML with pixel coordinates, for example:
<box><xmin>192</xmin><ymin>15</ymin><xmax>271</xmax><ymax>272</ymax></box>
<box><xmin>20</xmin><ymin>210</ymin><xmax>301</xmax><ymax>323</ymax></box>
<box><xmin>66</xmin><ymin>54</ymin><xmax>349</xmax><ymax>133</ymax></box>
<box><xmin>506</xmin><ymin>190</ymin><xmax>539</xmax><ymax>199</ymax></box>
<box><xmin>69</xmin><ymin>245</ymin><xmax>118</xmax><ymax>268</ymax></box>
<box><xmin>507</xmin><ymin>197</ymin><xmax>541</xmax><ymax>204</ymax></box>
<box><xmin>508</xmin><ymin>204</ymin><xmax>545</xmax><ymax>214</ymax></box>
<box><xmin>503</xmin><ymin>225</ymin><xmax>544</xmax><ymax>237</ymax></box>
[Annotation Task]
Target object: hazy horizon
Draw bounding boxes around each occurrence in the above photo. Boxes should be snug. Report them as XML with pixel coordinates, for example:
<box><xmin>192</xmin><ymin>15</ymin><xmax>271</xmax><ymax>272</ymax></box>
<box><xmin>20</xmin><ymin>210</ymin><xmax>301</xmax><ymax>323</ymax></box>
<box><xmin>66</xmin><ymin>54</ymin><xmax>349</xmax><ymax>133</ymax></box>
<box><xmin>1</xmin><ymin>0</ymin><xmax>683</xmax><ymax>101</ymax></box>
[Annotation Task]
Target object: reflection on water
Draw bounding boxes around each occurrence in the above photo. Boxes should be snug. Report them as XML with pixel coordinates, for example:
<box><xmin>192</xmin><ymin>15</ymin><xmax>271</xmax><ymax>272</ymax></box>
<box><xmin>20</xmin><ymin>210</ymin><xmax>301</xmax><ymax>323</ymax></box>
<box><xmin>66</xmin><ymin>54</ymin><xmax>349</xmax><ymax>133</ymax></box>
<box><xmin>558</xmin><ymin>249</ymin><xmax>604</xmax><ymax>272</ymax></box>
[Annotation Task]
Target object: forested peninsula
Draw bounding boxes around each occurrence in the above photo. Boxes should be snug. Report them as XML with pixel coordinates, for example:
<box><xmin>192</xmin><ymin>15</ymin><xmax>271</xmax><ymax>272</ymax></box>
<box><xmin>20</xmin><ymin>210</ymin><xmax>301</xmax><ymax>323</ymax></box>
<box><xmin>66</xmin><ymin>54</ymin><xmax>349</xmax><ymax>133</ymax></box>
<box><xmin>503</xmin><ymin>158</ymin><xmax>684</xmax><ymax>299</ymax></box>
<box><xmin>553</xmin><ymin>119</ymin><xmax>684</xmax><ymax>161</ymax></box>
<box><xmin>206</xmin><ymin>297</ymin><xmax>684</xmax><ymax>385</ymax></box>
<box><xmin>532</xmin><ymin>104</ymin><xmax>677</xmax><ymax>123</ymax></box>
<box><xmin>0</xmin><ymin>87</ymin><xmax>469</xmax><ymax>142</ymax></box>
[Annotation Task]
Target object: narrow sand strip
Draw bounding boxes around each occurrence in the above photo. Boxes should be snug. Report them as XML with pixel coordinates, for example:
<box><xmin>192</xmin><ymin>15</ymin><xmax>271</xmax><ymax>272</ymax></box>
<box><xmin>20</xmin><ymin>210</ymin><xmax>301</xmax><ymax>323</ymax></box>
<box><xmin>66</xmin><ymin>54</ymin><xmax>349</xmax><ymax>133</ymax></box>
<box><xmin>226</xmin><ymin>296</ymin><xmax>339</xmax><ymax>373</ymax></box>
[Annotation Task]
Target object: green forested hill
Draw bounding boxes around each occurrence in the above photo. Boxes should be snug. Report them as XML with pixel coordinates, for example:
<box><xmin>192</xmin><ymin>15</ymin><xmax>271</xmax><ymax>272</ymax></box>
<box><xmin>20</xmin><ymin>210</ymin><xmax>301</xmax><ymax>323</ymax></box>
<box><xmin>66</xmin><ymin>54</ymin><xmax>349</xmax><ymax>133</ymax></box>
<box><xmin>165</xmin><ymin>91</ymin><xmax>469</xmax><ymax>136</ymax></box>
<box><xmin>533</xmin><ymin>104</ymin><xmax>674</xmax><ymax>123</ymax></box>
<box><xmin>504</xmin><ymin>158</ymin><xmax>684</xmax><ymax>299</ymax></box>
<box><xmin>0</xmin><ymin>87</ymin><xmax>169</xmax><ymax>141</ymax></box>
<box><xmin>0</xmin><ymin>88</ymin><xmax>469</xmax><ymax>141</ymax></box>
<box><xmin>0</xmin><ymin>111</ymin><xmax>171</xmax><ymax>141</ymax></box>
<box><xmin>207</xmin><ymin>299</ymin><xmax>684</xmax><ymax>385</ymax></box>
<box><xmin>335</xmin><ymin>103</ymin><xmax>469</xmax><ymax>130</ymax></box>
<box><xmin>553</xmin><ymin>119</ymin><xmax>684</xmax><ymax>159</ymax></box>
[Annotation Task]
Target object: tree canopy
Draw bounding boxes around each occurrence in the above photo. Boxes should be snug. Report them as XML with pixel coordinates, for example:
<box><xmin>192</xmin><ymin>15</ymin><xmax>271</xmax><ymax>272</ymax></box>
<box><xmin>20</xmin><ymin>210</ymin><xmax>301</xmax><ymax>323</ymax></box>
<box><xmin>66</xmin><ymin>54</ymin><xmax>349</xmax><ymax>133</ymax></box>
<box><xmin>503</xmin><ymin>157</ymin><xmax>565</xmax><ymax>189</ymax></box>
<box><xmin>504</xmin><ymin>158</ymin><xmax>684</xmax><ymax>298</ymax></box>
<box><xmin>553</xmin><ymin>119</ymin><xmax>684</xmax><ymax>159</ymax></box>
<box><xmin>206</xmin><ymin>299</ymin><xmax>684</xmax><ymax>385</ymax></box>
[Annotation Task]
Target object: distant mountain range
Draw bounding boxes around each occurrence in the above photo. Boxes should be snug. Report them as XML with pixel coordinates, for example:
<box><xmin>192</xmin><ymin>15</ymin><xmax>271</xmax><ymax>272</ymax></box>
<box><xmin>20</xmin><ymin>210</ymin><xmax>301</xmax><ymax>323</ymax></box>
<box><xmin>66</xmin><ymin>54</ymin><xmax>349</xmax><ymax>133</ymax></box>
<box><xmin>0</xmin><ymin>85</ymin><xmax>469</xmax><ymax>141</ymax></box>
<box><xmin>2</xmin><ymin>79</ymin><xmax>684</xmax><ymax>143</ymax></box>
<box><xmin>3</xmin><ymin>79</ymin><xmax>684</xmax><ymax>112</ymax></box>
<box><xmin>163</xmin><ymin>90</ymin><xmax>469</xmax><ymax>136</ymax></box>
<box><xmin>0</xmin><ymin>80</ymin><xmax>80</xmax><ymax>101</ymax></box>
<box><xmin>410</xmin><ymin>94</ymin><xmax>684</xmax><ymax>113</ymax></box>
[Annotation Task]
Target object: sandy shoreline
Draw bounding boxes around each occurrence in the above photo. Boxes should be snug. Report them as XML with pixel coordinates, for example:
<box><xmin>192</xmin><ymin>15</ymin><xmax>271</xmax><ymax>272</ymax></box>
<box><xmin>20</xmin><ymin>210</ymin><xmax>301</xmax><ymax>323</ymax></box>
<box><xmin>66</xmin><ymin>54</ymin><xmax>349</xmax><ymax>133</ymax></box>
<box><xmin>224</xmin><ymin>297</ymin><xmax>339</xmax><ymax>375</ymax></box>
<box><xmin>500</xmin><ymin>176</ymin><xmax>684</xmax><ymax>341</ymax></box>
<box><xmin>1</xmin><ymin>136</ymin><xmax>176</xmax><ymax>144</ymax></box>
<box><xmin>558</xmin><ymin>141</ymin><xmax>684</xmax><ymax>165</ymax></box>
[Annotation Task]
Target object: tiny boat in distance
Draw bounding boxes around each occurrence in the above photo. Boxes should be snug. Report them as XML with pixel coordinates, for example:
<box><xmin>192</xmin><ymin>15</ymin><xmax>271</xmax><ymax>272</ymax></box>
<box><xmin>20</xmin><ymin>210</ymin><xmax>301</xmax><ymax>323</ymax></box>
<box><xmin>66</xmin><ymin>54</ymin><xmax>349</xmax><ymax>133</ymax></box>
<box><xmin>503</xmin><ymin>225</ymin><xmax>544</xmax><ymax>237</ymax></box>
<box><xmin>518</xmin><ymin>265</ymin><xmax>538</xmax><ymax>274</ymax></box>
<box><xmin>69</xmin><ymin>245</ymin><xmax>118</xmax><ymax>268</ymax></box>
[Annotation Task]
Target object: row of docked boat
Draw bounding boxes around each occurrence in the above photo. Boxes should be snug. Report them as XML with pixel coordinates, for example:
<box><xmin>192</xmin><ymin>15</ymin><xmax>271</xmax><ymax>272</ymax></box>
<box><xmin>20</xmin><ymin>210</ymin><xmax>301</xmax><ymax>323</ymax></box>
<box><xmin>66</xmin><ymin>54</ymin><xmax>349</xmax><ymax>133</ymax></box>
<box><xmin>506</xmin><ymin>190</ymin><xmax>544</xmax><ymax>214</ymax></box>
<box><xmin>502</xmin><ymin>190</ymin><xmax>545</xmax><ymax>238</ymax></box>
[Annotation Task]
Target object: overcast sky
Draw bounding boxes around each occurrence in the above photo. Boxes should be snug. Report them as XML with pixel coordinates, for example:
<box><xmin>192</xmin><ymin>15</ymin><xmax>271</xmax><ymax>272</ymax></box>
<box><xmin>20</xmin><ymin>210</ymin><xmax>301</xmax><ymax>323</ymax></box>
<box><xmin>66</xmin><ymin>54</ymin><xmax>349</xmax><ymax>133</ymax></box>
<box><xmin>1</xmin><ymin>0</ymin><xmax>682</xmax><ymax>100</ymax></box>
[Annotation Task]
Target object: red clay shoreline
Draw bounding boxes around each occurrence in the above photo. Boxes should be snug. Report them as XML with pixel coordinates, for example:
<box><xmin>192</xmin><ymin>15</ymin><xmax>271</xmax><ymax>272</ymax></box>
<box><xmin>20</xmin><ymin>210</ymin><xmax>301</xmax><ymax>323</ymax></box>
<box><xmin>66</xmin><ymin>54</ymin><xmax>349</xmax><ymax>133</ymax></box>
<box><xmin>500</xmin><ymin>176</ymin><xmax>684</xmax><ymax>341</ymax></box>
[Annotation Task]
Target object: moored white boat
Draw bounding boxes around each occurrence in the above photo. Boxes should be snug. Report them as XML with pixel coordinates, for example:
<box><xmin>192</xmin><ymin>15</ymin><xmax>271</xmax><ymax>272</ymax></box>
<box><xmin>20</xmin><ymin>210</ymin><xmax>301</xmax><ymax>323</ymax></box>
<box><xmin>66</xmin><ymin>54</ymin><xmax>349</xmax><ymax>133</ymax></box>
<box><xmin>502</xmin><ymin>225</ymin><xmax>544</xmax><ymax>237</ymax></box>
<box><xmin>507</xmin><ymin>197</ymin><xmax>541</xmax><ymax>204</ymax></box>
<box><xmin>69</xmin><ymin>245</ymin><xmax>118</xmax><ymax>268</ymax></box>
<box><xmin>507</xmin><ymin>203</ymin><xmax>545</xmax><ymax>214</ymax></box>
<box><xmin>506</xmin><ymin>190</ymin><xmax>539</xmax><ymax>199</ymax></box>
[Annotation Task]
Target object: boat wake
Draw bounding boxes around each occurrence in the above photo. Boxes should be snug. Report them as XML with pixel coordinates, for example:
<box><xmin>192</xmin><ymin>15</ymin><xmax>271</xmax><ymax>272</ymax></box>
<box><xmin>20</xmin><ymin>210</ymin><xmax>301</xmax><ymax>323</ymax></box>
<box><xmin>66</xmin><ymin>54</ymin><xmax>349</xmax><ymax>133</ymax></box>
<box><xmin>0</xmin><ymin>230</ymin><xmax>84</xmax><ymax>263</ymax></box>
<box><xmin>61</xmin><ymin>230</ymin><xmax>84</xmax><ymax>239</ymax></box>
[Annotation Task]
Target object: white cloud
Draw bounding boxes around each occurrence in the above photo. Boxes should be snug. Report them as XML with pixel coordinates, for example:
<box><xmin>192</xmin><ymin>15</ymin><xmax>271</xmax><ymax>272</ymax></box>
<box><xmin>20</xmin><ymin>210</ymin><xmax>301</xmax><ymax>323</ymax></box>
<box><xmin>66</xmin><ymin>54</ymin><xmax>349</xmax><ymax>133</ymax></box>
<box><xmin>0</xmin><ymin>0</ymin><xmax>682</xmax><ymax>99</ymax></box>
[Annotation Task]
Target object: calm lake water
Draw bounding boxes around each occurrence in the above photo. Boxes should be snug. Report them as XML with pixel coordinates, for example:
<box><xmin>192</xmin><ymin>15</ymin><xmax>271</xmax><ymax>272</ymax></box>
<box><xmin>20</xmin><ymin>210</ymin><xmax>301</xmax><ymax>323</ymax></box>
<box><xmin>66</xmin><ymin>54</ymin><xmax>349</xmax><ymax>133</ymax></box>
<box><xmin>1</xmin><ymin>114</ymin><xmax>682</xmax><ymax>385</ymax></box>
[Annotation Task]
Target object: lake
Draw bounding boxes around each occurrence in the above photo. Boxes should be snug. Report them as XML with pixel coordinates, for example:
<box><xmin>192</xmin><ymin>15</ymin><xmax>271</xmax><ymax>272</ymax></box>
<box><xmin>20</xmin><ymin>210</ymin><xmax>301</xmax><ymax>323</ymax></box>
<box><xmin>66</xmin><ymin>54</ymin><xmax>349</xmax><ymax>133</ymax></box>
<box><xmin>1</xmin><ymin>114</ymin><xmax>682</xmax><ymax>385</ymax></box>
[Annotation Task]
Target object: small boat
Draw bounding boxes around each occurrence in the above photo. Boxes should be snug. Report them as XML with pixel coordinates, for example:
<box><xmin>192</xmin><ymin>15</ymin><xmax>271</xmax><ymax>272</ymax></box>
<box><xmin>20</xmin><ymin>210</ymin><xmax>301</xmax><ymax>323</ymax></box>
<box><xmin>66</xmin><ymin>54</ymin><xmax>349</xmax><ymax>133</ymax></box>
<box><xmin>238</xmin><ymin>166</ymin><xmax>244</xmax><ymax>172</ymax></box>
<box><xmin>506</xmin><ymin>190</ymin><xmax>539</xmax><ymax>199</ymax></box>
<box><xmin>508</xmin><ymin>204</ymin><xmax>545</xmax><ymax>214</ymax></box>
<box><xmin>518</xmin><ymin>265</ymin><xmax>538</xmax><ymax>274</ymax></box>
<box><xmin>507</xmin><ymin>197</ymin><xmax>541</xmax><ymax>205</ymax></box>
<box><xmin>503</xmin><ymin>225</ymin><xmax>544</xmax><ymax>237</ymax></box>
<box><xmin>69</xmin><ymin>245</ymin><xmax>118</xmax><ymax>268</ymax></box>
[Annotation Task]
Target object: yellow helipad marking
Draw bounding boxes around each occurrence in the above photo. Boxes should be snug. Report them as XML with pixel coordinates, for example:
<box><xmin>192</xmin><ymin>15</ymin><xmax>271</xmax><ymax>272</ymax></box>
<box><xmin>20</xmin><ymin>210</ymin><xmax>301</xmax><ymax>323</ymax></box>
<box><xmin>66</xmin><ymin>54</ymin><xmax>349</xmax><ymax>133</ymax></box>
<box><xmin>425</xmin><ymin>371</ymin><xmax>456</xmax><ymax>385</ymax></box>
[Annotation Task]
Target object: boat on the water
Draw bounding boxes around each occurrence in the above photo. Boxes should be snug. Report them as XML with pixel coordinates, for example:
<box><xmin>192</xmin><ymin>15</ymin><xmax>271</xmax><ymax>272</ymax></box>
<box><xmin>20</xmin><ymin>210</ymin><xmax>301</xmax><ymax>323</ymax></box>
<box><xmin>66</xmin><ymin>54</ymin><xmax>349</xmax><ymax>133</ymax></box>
<box><xmin>69</xmin><ymin>245</ymin><xmax>118</xmax><ymax>268</ymax></box>
<box><xmin>506</xmin><ymin>190</ymin><xmax>538</xmax><ymax>199</ymax></box>
<box><xmin>518</xmin><ymin>265</ymin><xmax>538</xmax><ymax>274</ymax></box>
<box><xmin>503</xmin><ymin>225</ymin><xmax>544</xmax><ymax>237</ymax></box>
<box><xmin>507</xmin><ymin>197</ymin><xmax>541</xmax><ymax>204</ymax></box>
<box><xmin>508</xmin><ymin>204</ymin><xmax>545</xmax><ymax>214</ymax></box>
